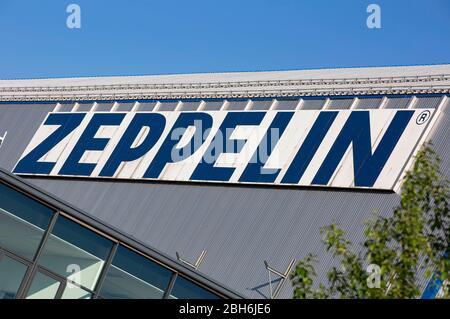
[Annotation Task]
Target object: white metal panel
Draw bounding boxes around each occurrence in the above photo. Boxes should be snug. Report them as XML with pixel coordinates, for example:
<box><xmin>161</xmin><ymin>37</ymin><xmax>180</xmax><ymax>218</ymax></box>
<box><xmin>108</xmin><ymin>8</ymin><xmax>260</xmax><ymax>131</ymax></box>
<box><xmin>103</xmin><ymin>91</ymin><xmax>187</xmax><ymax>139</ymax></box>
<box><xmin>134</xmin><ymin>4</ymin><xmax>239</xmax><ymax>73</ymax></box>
<box><xmin>270</xmin><ymin>111</ymin><xmax>319</xmax><ymax>182</ymax></box>
<box><xmin>329</xmin><ymin>110</ymin><xmax>395</xmax><ymax>187</ymax></box>
<box><xmin>159</xmin><ymin>111</ymin><xmax>227</xmax><ymax>182</ymax></box>
<box><xmin>49</xmin><ymin>113</ymin><xmax>95</xmax><ymax>176</ymax></box>
<box><xmin>127</xmin><ymin>111</ymin><xmax>180</xmax><ymax>179</ymax></box>
<box><xmin>373</xmin><ymin>110</ymin><xmax>431</xmax><ymax>189</ymax></box>
<box><xmin>297</xmin><ymin>111</ymin><xmax>350</xmax><ymax>186</ymax></box>
<box><xmin>228</xmin><ymin>112</ymin><xmax>276</xmax><ymax>183</ymax></box>
<box><xmin>90</xmin><ymin>113</ymin><xmax>135</xmax><ymax>177</ymax></box>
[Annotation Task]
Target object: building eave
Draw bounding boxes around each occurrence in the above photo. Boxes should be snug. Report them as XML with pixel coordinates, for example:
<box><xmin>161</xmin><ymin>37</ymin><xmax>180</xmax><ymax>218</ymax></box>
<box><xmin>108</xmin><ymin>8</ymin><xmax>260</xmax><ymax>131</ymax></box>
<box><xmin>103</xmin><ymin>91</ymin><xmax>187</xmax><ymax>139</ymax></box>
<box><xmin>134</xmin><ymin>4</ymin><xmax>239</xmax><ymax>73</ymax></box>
<box><xmin>1</xmin><ymin>64</ymin><xmax>449</xmax><ymax>102</ymax></box>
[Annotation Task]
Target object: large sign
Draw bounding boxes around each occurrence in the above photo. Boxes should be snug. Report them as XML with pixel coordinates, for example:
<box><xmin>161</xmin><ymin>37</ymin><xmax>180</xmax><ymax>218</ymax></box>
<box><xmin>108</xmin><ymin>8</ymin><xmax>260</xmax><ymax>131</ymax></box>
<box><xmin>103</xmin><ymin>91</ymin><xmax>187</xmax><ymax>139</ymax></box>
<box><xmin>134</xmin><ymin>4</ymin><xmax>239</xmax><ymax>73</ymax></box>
<box><xmin>13</xmin><ymin>109</ymin><xmax>437</xmax><ymax>190</ymax></box>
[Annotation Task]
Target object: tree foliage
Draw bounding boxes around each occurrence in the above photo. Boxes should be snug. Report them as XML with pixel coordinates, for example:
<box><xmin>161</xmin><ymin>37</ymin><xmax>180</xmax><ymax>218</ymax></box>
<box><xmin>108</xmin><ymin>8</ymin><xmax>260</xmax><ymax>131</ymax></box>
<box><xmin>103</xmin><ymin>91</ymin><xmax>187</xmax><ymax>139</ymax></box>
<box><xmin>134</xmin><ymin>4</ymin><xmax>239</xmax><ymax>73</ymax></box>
<box><xmin>291</xmin><ymin>144</ymin><xmax>450</xmax><ymax>298</ymax></box>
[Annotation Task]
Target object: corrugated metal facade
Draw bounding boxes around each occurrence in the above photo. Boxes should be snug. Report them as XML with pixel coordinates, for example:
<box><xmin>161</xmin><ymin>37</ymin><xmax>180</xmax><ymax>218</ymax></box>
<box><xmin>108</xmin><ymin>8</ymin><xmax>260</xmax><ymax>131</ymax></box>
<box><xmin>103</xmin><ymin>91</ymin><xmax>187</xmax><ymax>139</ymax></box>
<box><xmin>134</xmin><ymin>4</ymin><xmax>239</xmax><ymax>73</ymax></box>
<box><xmin>1</xmin><ymin>64</ymin><xmax>450</xmax><ymax>298</ymax></box>
<box><xmin>0</xmin><ymin>94</ymin><xmax>449</xmax><ymax>298</ymax></box>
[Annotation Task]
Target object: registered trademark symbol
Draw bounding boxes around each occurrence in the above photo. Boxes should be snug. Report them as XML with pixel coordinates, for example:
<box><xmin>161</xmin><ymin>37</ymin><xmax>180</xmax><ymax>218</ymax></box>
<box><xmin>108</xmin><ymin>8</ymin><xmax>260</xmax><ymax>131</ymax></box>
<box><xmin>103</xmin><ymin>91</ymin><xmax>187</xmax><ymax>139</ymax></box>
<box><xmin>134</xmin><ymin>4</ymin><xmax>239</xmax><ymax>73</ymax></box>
<box><xmin>416</xmin><ymin>110</ymin><xmax>431</xmax><ymax>125</ymax></box>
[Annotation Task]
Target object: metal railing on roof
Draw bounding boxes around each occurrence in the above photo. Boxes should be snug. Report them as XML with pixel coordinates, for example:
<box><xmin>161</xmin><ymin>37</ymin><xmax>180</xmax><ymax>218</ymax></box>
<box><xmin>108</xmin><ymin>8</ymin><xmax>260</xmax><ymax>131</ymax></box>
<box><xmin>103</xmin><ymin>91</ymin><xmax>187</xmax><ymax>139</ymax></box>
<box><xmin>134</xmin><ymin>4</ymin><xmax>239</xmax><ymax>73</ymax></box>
<box><xmin>0</xmin><ymin>74</ymin><xmax>449</xmax><ymax>94</ymax></box>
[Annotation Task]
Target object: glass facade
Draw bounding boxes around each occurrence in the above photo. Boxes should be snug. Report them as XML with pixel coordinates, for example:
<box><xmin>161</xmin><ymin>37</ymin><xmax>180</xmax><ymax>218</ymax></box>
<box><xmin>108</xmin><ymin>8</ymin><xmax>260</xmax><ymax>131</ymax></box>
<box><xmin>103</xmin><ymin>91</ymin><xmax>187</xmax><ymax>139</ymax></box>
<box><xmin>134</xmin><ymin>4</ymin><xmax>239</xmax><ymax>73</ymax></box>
<box><xmin>39</xmin><ymin>216</ymin><xmax>113</xmax><ymax>291</ymax></box>
<box><xmin>170</xmin><ymin>276</ymin><xmax>220</xmax><ymax>299</ymax></box>
<box><xmin>0</xmin><ymin>181</ymin><xmax>225</xmax><ymax>299</ymax></box>
<box><xmin>0</xmin><ymin>183</ymin><xmax>53</xmax><ymax>260</ymax></box>
<box><xmin>99</xmin><ymin>245</ymin><xmax>173</xmax><ymax>299</ymax></box>
<box><xmin>0</xmin><ymin>254</ymin><xmax>28</xmax><ymax>299</ymax></box>
<box><xmin>26</xmin><ymin>272</ymin><xmax>61</xmax><ymax>299</ymax></box>
<box><xmin>61</xmin><ymin>284</ymin><xmax>92</xmax><ymax>299</ymax></box>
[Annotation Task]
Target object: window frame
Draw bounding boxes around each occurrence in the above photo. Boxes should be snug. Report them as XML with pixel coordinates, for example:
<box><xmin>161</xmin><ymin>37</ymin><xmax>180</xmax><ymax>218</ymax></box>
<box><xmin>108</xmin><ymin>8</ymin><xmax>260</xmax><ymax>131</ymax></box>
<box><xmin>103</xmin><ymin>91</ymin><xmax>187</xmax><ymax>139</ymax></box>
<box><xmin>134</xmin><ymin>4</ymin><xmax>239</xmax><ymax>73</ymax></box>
<box><xmin>0</xmin><ymin>247</ymin><xmax>32</xmax><ymax>299</ymax></box>
<box><xmin>0</xmin><ymin>175</ymin><xmax>238</xmax><ymax>299</ymax></box>
<box><xmin>25</xmin><ymin>267</ymin><xmax>66</xmax><ymax>299</ymax></box>
<box><xmin>96</xmin><ymin>243</ymin><xmax>175</xmax><ymax>299</ymax></box>
<box><xmin>37</xmin><ymin>214</ymin><xmax>115</xmax><ymax>291</ymax></box>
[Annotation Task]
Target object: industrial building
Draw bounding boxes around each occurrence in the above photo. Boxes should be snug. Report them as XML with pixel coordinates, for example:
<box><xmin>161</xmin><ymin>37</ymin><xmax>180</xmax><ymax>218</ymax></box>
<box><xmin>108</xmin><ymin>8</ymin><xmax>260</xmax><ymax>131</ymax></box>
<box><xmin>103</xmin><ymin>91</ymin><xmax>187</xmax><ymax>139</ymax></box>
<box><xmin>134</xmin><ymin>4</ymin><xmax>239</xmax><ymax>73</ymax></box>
<box><xmin>0</xmin><ymin>64</ymin><xmax>449</xmax><ymax>299</ymax></box>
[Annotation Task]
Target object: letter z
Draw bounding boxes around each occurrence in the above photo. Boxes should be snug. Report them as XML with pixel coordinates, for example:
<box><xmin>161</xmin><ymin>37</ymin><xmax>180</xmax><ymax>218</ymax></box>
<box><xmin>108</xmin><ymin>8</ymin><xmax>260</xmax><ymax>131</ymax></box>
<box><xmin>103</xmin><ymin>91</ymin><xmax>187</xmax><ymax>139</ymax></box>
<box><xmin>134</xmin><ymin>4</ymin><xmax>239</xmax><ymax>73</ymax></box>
<box><xmin>14</xmin><ymin>113</ymin><xmax>85</xmax><ymax>174</ymax></box>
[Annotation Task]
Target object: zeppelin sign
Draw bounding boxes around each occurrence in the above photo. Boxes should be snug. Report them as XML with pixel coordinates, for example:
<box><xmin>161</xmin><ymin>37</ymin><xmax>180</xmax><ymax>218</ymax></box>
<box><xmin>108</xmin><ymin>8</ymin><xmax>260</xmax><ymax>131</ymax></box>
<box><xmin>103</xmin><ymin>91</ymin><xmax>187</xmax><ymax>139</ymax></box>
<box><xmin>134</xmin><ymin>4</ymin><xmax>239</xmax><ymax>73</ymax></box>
<box><xmin>13</xmin><ymin>109</ymin><xmax>437</xmax><ymax>190</ymax></box>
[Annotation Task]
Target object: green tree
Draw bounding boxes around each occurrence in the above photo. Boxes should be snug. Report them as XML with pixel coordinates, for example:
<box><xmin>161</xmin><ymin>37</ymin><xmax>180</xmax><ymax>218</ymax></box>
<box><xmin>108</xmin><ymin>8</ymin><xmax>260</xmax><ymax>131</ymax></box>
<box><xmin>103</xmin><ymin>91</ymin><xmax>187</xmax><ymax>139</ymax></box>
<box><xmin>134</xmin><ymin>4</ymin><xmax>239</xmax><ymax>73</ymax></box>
<box><xmin>291</xmin><ymin>144</ymin><xmax>450</xmax><ymax>299</ymax></box>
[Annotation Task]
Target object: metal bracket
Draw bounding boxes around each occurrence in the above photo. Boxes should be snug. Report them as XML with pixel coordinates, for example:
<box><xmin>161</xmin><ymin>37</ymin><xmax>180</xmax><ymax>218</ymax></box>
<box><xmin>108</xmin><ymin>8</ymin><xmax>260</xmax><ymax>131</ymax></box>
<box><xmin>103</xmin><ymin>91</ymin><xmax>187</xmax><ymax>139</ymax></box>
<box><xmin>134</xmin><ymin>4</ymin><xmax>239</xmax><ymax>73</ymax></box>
<box><xmin>176</xmin><ymin>250</ymin><xmax>207</xmax><ymax>270</ymax></box>
<box><xmin>0</xmin><ymin>131</ymin><xmax>7</xmax><ymax>149</ymax></box>
<box><xmin>437</xmin><ymin>280</ymin><xmax>449</xmax><ymax>298</ymax></box>
<box><xmin>264</xmin><ymin>259</ymin><xmax>296</xmax><ymax>299</ymax></box>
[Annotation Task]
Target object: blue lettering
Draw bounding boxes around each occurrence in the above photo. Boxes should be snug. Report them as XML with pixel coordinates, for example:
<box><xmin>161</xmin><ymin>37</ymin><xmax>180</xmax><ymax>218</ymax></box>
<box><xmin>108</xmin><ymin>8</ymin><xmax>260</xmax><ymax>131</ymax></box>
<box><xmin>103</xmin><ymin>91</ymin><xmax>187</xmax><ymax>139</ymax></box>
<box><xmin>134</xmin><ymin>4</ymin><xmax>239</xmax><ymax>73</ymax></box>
<box><xmin>14</xmin><ymin>113</ymin><xmax>85</xmax><ymax>174</ymax></box>
<box><xmin>281</xmin><ymin>111</ymin><xmax>338</xmax><ymax>184</ymax></box>
<box><xmin>312</xmin><ymin>110</ymin><xmax>413</xmax><ymax>187</ymax></box>
<box><xmin>144</xmin><ymin>112</ymin><xmax>213</xmax><ymax>179</ymax></box>
<box><xmin>191</xmin><ymin>112</ymin><xmax>265</xmax><ymax>182</ymax></box>
<box><xmin>59</xmin><ymin>113</ymin><xmax>125</xmax><ymax>176</ymax></box>
<box><xmin>239</xmin><ymin>112</ymin><xmax>294</xmax><ymax>183</ymax></box>
<box><xmin>99</xmin><ymin>113</ymin><xmax>166</xmax><ymax>177</ymax></box>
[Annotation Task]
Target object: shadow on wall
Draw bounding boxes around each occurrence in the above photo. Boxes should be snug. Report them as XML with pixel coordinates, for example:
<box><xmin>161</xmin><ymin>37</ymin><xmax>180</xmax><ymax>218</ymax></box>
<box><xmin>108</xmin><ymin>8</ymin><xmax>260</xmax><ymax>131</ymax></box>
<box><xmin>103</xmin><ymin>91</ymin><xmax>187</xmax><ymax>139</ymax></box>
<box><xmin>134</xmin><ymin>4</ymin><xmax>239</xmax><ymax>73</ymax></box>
<box><xmin>248</xmin><ymin>277</ymin><xmax>284</xmax><ymax>299</ymax></box>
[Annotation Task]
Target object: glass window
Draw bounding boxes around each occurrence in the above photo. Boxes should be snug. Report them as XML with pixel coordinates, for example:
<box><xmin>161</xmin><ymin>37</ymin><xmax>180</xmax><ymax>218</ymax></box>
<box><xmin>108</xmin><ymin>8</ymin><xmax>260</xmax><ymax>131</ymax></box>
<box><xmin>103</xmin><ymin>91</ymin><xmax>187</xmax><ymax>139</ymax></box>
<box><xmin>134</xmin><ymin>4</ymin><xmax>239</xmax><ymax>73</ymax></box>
<box><xmin>99</xmin><ymin>245</ymin><xmax>173</xmax><ymax>299</ymax></box>
<box><xmin>61</xmin><ymin>284</ymin><xmax>92</xmax><ymax>299</ymax></box>
<box><xmin>0</xmin><ymin>254</ymin><xmax>28</xmax><ymax>299</ymax></box>
<box><xmin>0</xmin><ymin>183</ymin><xmax>53</xmax><ymax>260</ymax></box>
<box><xmin>170</xmin><ymin>276</ymin><xmax>219</xmax><ymax>299</ymax></box>
<box><xmin>38</xmin><ymin>216</ymin><xmax>113</xmax><ymax>291</ymax></box>
<box><xmin>26</xmin><ymin>272</ymin><xmax>61</xmax><ymax>299</ymax></box>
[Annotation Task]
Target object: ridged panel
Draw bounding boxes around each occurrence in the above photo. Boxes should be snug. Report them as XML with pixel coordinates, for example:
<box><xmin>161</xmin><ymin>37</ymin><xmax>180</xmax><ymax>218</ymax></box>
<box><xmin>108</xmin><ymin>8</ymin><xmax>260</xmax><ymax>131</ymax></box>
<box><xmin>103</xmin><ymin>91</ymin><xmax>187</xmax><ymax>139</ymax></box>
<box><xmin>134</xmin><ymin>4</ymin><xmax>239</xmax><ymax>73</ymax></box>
<box><xmin>115</xmin><ymin>102</ymin><xmax>135</xmax><ymax>111</ymax></box>
<box><xmin>414</xmin><ymin>96</ymin><xmax>443</xmax><ymax>109</ymax></box>
<box><xmin>355</xmin><ymin>98</ymin><xmax>383</xmax><ymax>109</ymax></box>
<box><xmin>384</xmin><ymin>97</ymin><xmax>411</xmax><ymax>109</ymax></box>
<box><xmin>203</xmin><ymin>101</ymin><xmax>224</xmax><ymax>111</ymax></box>
<box><xmin>301</xmin><ymin>99</ymin><xmax>326</xmax><ymax>110</ymax></box>
<box><xmin>328</xmin><ymin>99</ymin><xmax>354</xmax><ymax>109</ymax></box>
<box><xmin>0</xmin><ymin>104</ymin><xmax>55</xmax><ymax>171</ymax></box>
<box><xmin>76</xmin><ymin>102</ymin><xmax>95</xmax><ymax>112</ymax></box>
<box><xmin>226</xmin><ymin>100</ymin><xmax>248</xmax><ymax>110</ymax></box>
<box><xmin>274</xmin><ymin>99</ymin><xmax>299</xmax><ymax>110</ymax></box>
<box><xmin>180</xmin><ymin>101</ymin><xmax>201</xmax><ymax>111</ymax></box>
<box><xmin>57</xmin><ymin>103</ymin><xmax>75</xmax><ymax>112</ymax></box>
<box><xmin>251</xmin><ymin>100</ymin><xmax>273</xmax><ymax>110</ymax></box>
<box><xmin>95</xmin><ymin>102</ymin><xmax>113</xmax><ymax>112</ymax></box>
<box><xmin>158</xmin><ymin>101</ymin><xmax>178</xmax><ymax>111</ymax></box>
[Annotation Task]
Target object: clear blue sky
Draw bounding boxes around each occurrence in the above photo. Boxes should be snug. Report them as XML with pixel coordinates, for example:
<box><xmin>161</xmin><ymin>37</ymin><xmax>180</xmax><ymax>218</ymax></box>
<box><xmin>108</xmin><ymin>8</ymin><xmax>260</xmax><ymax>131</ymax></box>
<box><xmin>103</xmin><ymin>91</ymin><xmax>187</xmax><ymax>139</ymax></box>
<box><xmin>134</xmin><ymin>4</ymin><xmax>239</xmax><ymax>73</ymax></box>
<box><xmin>0</xmin><ymin>0</ymin><xmax>449</xmax><ymax>79</ymax></box>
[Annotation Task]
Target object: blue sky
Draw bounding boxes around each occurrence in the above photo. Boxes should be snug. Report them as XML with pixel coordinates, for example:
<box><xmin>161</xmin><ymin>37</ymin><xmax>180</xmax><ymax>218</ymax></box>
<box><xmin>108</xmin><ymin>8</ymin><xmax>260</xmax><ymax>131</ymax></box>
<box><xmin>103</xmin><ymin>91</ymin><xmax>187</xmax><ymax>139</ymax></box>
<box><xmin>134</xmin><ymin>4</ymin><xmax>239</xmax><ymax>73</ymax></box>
<box><xmin>0</xmin><ymin>0</ymin><xmax>449</xmax><ymax>79</ymax></box>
